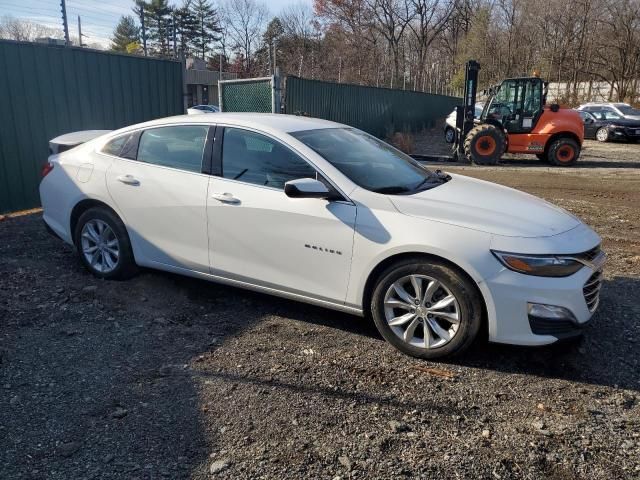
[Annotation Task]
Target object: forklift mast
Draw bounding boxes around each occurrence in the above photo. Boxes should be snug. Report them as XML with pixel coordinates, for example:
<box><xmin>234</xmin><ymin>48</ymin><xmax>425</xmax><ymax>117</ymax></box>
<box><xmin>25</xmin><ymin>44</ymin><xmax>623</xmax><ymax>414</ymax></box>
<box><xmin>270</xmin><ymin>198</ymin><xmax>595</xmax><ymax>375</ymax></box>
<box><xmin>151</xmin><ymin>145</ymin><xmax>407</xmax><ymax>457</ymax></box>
<box><xmin>454</xmin><ymin>60</ymin><xmax>480</xmax><ymax>160</ymax></box>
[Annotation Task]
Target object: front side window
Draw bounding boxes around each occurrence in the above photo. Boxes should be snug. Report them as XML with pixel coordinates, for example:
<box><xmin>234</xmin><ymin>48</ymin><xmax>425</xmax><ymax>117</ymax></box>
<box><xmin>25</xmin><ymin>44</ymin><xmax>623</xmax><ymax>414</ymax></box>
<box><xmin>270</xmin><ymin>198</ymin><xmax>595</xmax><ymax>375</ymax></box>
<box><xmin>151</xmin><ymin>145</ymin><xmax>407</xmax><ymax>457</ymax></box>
<box><xmin>602</xmin><ymin>111</ymin><xmax>622</xmax><ymax>120</ymax></box>
<box><xmin>221</xmin><ymin>127</ymin><xmax>316</xmax><ymax>189</ymax></box>
<box><xmin>487</xmin><ymin>80</ymin><xmax>518</xmax><ymax>121</ymax></box>
<box><xmin>101</xmin><ymin>134</ymin><xmax>130</xmax><ymax>156</ymax></box>
<box><xmin>137</xmin><ymin>125</ymin><xmax>208</xmax><ymax>173</ymax></box>
<box><xmin>291</xmin><ymin>128</ymin><xmax>444</xmax><ymax>194</ymax></box>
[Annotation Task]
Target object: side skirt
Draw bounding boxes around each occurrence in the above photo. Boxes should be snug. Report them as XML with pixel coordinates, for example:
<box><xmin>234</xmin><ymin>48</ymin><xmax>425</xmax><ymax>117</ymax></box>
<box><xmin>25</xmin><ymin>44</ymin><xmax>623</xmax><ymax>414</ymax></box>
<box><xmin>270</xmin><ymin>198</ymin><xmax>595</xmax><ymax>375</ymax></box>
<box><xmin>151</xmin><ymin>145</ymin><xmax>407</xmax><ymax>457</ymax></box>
<box><xmin>143</xmin><ymin>260</ymin><xmax>365</xmax><ymax>317</ymax></box>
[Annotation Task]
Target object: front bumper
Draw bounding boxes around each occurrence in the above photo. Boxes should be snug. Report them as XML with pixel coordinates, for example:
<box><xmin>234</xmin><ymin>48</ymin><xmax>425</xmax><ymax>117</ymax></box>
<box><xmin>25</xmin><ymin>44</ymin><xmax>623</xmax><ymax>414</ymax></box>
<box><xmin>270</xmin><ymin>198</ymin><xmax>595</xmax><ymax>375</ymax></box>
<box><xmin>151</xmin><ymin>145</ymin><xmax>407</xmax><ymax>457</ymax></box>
<box><xmin>484</xmin><ymin>252</ymin><xmax>604</xmax><ymax>346</ymax></box>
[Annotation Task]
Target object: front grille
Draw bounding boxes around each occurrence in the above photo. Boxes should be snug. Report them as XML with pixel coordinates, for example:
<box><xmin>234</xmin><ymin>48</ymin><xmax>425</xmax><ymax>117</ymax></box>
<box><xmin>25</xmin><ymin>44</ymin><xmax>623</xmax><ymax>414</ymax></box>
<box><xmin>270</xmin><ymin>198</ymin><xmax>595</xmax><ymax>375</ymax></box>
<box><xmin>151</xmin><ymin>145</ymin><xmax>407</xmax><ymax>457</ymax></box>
<box><xmin>583</xmin><ymin>270</ymin><xmax>603</xmax><ymax>312</ymax></box>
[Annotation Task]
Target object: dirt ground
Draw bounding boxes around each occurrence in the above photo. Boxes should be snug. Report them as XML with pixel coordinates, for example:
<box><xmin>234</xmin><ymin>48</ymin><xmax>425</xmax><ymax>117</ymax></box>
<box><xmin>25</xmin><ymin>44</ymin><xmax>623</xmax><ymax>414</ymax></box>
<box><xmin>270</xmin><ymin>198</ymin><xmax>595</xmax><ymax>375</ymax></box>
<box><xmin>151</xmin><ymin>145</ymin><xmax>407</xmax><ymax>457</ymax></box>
<box><xmin>1</xmin><ymin>136</ymin><xmax>639</xmax><ymax>479</ymax></box>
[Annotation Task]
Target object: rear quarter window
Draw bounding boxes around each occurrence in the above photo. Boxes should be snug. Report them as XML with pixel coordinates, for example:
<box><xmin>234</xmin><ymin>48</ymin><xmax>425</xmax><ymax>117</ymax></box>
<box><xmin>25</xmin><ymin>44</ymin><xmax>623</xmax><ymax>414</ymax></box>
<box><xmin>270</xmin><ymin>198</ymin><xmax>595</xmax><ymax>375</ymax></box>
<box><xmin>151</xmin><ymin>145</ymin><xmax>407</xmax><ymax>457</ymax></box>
<box><xmin>101</xmin><ymin>135</ymin><xmax>130</xmax><ymax>156</ymax></box>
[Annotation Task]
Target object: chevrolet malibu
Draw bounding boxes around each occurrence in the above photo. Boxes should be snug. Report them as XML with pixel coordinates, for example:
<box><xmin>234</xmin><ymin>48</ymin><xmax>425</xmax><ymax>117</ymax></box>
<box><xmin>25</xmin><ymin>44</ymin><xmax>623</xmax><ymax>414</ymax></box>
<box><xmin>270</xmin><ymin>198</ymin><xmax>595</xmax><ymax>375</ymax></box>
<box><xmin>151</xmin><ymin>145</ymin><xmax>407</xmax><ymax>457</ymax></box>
<box><xmin>40</xmin><ymin>114</ymin><xmax>605</xmax><ymax>359</ymax></box>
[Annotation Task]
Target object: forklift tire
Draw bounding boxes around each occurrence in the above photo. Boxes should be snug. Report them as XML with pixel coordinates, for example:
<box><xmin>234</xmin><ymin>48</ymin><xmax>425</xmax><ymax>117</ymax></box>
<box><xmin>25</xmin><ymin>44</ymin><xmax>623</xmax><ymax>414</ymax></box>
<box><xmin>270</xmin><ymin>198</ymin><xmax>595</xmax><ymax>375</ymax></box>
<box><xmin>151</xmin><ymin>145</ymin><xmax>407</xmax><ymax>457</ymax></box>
<box><xmin>547</xmin><ymin>137</ymin><xmax>580</xmax><ymax>166</ymax></box>
<box><xmin>464</xmin><ymin>124</ymin><xmax>506</xmax><ymax>165</ymax></box>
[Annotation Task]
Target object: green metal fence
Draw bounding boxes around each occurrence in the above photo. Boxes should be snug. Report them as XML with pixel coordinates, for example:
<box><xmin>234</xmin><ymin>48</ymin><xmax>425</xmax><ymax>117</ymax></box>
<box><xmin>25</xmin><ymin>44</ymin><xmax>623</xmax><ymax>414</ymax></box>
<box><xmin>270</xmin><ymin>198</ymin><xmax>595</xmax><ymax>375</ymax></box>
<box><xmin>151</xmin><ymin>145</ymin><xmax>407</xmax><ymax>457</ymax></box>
<box><xmin>285</xmin><ymin>76</ymin><xmax>460</xmax><ymax>138</ymax></box>
<box><xmin>0</xmin><ymin>40</ymin><xmax>183</xmax><ymax>214</ymax></box>
<box><xmin>219</xmin><ymin>77</ymin><xmax>273</xmax><ymax>113</ymax></box>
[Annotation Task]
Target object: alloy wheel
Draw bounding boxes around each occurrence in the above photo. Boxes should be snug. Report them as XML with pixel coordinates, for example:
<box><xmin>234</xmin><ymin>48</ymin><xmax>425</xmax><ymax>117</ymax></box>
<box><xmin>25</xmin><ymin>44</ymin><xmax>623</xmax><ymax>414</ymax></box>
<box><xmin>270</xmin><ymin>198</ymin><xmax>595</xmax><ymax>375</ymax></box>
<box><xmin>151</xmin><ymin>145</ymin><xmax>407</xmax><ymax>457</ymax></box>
<box><xmin>383</xmin><ymin>274</ymin><xmax>461</xmax><ymax>349</ymax></box>
<box><xmin>80</xmin><ymin>219</ymin><xmax>120</xmax><ymax>273</ymax></box>
<box><xmin>596</xmin><ymin>128</ymin><xmax>609</xmax><ymax>142</ymax></box>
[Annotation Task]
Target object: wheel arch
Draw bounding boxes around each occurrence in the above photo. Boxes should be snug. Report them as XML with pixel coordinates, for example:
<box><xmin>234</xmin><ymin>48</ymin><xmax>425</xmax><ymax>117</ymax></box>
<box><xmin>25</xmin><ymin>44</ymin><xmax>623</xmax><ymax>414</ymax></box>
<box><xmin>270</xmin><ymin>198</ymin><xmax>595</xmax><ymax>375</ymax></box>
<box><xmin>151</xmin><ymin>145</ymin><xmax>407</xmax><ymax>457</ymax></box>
<box><xmin>361</xmin><ymin>251</ymin><xmax>489</xmax><ymax>338</ymax></box>
<box><xmin>544</xmin><ymin>131</ymin><xmax>582</xmax><ymax>153</ymax></box>
<box><xmin>70</xmin><ymin>198</ymin><xmax>121</xmax><ymax>246</ymax></box>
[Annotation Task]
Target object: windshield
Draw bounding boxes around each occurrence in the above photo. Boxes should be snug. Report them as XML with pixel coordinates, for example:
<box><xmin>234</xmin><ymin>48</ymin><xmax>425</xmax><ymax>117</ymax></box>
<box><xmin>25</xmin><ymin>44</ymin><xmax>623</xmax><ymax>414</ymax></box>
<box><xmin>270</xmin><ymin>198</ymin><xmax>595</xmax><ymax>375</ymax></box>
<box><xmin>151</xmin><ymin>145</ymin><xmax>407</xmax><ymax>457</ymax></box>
<box><xmin>618</xmin><ymin>105</ymin><xmax>640</xmax><ymax>115</ymax></box>
<box><xmin>290</xmin><ymin>128</ymin><xmax>446</xmax><ymax>194</ymax></box>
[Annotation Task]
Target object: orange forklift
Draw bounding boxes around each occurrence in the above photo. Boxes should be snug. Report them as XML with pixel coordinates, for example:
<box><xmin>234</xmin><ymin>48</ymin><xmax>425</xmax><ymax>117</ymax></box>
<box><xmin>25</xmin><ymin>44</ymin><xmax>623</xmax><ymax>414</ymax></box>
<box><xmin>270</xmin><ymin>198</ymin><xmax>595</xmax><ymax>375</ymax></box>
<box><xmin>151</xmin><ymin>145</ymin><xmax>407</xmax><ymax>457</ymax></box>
<box><xmin>454</xmin><ymin>60</ymin><xmax>584</xmax><ymax>166</ymax></box>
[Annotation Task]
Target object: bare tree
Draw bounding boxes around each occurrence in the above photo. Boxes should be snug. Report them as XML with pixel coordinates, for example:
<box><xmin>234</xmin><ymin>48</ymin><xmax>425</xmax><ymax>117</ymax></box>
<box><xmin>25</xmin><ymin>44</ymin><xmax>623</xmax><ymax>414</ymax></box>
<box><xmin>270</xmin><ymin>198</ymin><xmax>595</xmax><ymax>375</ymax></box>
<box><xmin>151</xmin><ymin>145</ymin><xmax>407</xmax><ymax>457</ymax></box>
<box><xmin>0</xmin><ymin>15</ymin><xmax>64</xmax><ymax>42</ymax></box>
<box><xmin>221</xmin><ymin>0</ymin><xmax>269</xmax><ymax>75</ymax></box>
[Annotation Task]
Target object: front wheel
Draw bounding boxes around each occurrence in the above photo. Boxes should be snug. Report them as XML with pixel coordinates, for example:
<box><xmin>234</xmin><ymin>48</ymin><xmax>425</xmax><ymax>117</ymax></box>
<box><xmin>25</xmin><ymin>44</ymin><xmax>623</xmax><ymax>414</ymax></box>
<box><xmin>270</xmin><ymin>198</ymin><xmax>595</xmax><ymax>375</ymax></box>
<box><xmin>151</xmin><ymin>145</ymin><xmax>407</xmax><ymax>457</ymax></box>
<box><xmin>444</xmin><ymin>127</ymin><xmax>456</xmax><ymax>144</ymax></box>
<box><xmin>370</xmin><ymin>259</ymin><xmax>483</xmax><ymax>359</ymax></box>
<box><xmin>595</xmin><ymin>127</ymin><xmax>609</xmax><ymax>142</ymax></box>
<box><xmin>464</xmin><ymin>124</ymin><xmax>506</xmax><ymax>165</ymax></box>
<box><xmin>547</xmin><ymin>137</ymin><xmax>580</xmax><ymax>166</ymax></box>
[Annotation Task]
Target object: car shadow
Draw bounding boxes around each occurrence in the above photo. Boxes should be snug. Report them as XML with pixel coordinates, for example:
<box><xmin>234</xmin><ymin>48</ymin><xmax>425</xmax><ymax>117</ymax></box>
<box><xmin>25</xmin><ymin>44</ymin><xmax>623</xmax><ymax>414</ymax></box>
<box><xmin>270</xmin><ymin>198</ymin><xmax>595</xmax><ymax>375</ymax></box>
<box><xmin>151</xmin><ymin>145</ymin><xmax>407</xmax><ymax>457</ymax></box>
<box><xmin>173</xmin><ymin>269</ymin><xmax>640</xmax><ymax>393</ymax></box>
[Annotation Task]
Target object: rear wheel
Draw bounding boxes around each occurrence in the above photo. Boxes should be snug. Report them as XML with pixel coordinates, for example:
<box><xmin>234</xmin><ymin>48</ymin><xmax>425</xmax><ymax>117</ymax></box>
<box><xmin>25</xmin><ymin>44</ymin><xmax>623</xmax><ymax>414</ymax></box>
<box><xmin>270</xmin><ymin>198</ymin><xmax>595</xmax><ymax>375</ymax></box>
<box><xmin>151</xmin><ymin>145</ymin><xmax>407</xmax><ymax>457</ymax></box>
<box><xmin>74</xmin><ymin>207</ymin><xmax>138</xmax><ymax>280</ymax></box>
<box><xmin>464</xmin><ymin>124</ymin><xmax>506</xmax><ymax>165</ymax></box>
<box><xmin>370</xmin><ymin>259</ymin><xmax>483</xmax><ymax>359</ymax></box>
<box><xmin>547</xmin><ymin>137</ymin><xmax>580</xmax><ymax>166</ymax></box>
<box><xmin>596</xmin><ymin>127</ymin><xmax>609</xmax><ymax>142</ymax></box>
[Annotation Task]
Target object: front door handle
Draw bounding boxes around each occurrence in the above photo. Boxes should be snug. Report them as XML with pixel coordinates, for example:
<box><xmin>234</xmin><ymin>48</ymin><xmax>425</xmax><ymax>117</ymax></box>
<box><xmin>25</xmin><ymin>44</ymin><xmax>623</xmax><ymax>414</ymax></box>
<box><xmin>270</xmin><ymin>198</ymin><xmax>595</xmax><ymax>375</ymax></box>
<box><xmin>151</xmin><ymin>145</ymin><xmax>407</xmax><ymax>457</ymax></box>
<box><xmin>211</xmin><ymin>192</ymin><xmax>240</xmax><ymax>204</ymax></box>
<box><xmin>117</xmin><ymin>174</ymin><xmax>140</xmax><ymax>186</ymax></box>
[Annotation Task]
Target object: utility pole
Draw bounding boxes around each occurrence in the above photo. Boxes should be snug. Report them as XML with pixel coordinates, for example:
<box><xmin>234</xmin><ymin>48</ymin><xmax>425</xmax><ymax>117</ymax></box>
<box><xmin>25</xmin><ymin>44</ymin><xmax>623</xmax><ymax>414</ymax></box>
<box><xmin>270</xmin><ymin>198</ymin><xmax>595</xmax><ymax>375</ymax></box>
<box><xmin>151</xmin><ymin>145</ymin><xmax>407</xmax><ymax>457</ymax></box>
<box><xmin>77</xmin><ymin>15</ymin><xmax>83</xmax><ymax>47</ymax></box>
<box><xmin>172</xmin><ymin>15</ymin><xmax>177</xmax><ymax>58</ymax></box>
<box><xmin>219</xmin><ymin>52</ymin><xmax>223</xmax><ymax>79</ymax></box>
<box><xmin>273</xmin><ymin>40</ymin><xmax>277</xmax><ymax>72</ymax></box>
<box><xmin>139</xmin><ymin>1</ymin><xmax>147</xmax><ymax>56</ymax></box>
<box><xmin>338</xmin><ymin>57</ymin><xmax>342</xmax><ymax>83</ymax></box>
<box><xmin>60</xmin><ymin>0</ymin><xmax>70</xmax><ymax>45</ymax></box>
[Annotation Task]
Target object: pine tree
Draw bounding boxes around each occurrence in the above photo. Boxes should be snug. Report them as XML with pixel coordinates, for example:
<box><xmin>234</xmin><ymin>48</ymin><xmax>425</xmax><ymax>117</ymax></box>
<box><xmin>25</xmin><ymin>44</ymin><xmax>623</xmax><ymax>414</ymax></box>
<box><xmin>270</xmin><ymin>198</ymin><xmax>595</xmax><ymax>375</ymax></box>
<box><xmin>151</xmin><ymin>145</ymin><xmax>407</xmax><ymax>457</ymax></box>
<box><xmin>147</xmin><ymin>0</ymin><xmax>172</xmax><ymax>57</ymax></box>
<box><xmin>111</xmin><ymin>15</ymin><xmax>140</xmax><ymax>52</ymax></box>
<box><xmin>174</xmin><ymin>0</ymin><xmax>198</xmax><ymax>56</ymax></box>
<box><xmin>190</xmin><ymin>0</ymin><xmax>222</xmax><ymax>60</ymax></box>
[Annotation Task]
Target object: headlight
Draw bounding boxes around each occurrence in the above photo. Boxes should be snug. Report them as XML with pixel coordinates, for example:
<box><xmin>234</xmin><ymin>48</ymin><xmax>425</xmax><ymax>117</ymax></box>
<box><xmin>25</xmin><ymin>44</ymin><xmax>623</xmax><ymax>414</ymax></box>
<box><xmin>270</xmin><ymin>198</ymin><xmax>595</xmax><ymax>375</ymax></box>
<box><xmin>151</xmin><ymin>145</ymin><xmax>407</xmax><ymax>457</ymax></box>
<box><xmin>491</xmin><ymin>251</ymin><xmax>583</xmax><ymax>277</ymax></box>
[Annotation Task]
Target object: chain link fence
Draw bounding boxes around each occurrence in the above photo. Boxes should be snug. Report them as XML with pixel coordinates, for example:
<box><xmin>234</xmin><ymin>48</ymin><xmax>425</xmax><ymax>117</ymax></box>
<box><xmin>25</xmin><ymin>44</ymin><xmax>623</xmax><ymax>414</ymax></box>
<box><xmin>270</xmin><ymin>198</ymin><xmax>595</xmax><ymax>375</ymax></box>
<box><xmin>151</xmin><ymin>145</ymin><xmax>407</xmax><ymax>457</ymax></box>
<box><xmin>219</xmin><ymin>77</ymin><xmax>275</xmax><ymax>113</ymax></box>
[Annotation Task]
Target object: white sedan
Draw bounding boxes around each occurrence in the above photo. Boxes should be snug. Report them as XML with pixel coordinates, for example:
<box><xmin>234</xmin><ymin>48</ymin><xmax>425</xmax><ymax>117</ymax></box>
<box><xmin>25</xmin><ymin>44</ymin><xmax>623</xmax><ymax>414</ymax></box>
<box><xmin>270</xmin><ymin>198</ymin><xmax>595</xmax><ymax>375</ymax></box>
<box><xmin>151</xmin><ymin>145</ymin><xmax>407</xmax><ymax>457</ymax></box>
<box><xmin>40</xmin><ymin>114</ymin><xmax>605</xmax><ymax>359</ymax></box>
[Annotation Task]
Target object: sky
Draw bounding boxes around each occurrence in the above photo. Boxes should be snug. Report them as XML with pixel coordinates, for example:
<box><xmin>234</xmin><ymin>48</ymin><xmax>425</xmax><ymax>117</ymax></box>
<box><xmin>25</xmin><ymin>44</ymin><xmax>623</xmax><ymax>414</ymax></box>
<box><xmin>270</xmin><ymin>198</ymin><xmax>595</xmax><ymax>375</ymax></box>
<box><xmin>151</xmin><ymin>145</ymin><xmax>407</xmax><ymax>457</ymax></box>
<box><xmin>1</xmin><ymin>0</ymin><xmax>313</xmax><ymax>47</ymax></box>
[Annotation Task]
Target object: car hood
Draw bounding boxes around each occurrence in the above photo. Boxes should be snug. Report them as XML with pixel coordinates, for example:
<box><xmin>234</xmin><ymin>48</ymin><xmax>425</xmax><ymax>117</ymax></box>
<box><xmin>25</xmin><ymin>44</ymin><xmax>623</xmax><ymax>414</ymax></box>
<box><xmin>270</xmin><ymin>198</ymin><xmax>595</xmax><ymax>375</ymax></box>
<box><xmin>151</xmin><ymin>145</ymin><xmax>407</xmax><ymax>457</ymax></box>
<box><xmin>389</xmin><ymin>173</ymin><xmax>580</xmax><ymax>238</ymax></box>
<box><xmin>611</xmin><ymin>118</ymin><xmax>640</xmax><ymax>126</ymax></box>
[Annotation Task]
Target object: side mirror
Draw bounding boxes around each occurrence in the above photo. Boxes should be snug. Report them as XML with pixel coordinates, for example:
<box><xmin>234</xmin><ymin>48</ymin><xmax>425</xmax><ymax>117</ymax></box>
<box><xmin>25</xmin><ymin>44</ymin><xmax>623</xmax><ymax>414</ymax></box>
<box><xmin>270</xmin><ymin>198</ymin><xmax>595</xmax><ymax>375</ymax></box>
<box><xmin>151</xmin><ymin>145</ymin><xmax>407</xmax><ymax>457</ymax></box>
<box><xmin>284</xmin><ymin>178</ymin><xmax>330</xmax><ymax>199</ymax></box>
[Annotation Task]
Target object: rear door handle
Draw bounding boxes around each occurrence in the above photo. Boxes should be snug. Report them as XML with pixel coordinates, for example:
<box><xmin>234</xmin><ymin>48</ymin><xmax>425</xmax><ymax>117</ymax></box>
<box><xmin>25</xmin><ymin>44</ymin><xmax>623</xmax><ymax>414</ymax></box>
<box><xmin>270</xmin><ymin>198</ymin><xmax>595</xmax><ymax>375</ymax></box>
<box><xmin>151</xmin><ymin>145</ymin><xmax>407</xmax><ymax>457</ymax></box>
<box><xmin>117</xmin><ymin>174</ymin><xmax>140</xmax><ymax>186</ymax></box>
<box><xmin>211</xmin><ymin>192</ymin><xmax>240</xmax><ymax>204</ymax></box>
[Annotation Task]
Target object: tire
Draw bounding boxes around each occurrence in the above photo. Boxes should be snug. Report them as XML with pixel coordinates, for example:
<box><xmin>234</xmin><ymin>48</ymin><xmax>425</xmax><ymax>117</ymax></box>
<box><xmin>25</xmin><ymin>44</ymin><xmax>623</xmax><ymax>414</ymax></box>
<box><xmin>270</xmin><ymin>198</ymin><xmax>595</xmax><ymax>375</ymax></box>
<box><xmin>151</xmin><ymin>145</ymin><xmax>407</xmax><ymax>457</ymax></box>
<box><xmin>464</xmin><ymin>124</ymin><xmax>506</xmax><ymax>165</ymax></box>
<box><xmin>547</xmin><ymin>137</ymin><xmax>580</xmax><ymax>166</ymax></box>
<box><xmin>370</xmin><ymin>258</ymin><xmax>483</xmax><ymax>360</ymax></box>
<box><xmin>74</xmin><ymin>207</ymin><xmax>138</xmax><ymax>280</ymax></box>
<box><xmin>595</xmin><ymin>127</ymin><xmax>609</xmax><ymax>143</ymax></box>
<box><xmin>444</xmin><ymin>127</ymin><xmax>456</xmax><ymax>144</ymax></box>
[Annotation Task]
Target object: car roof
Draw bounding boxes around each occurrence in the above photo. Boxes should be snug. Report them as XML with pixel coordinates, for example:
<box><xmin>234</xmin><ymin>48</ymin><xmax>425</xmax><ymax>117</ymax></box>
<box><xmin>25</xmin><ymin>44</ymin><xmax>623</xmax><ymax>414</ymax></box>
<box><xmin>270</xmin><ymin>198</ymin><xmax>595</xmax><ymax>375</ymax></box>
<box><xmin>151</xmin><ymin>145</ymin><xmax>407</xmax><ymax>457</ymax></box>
<box><xmin>581</xmin><ymin>102</ymin><xmax>630</xmax><ymax>107</ymax></box>
<box><xmin>115</xmin><ymin>113</ymin><xmax>344</xmax><ymax>135</ymax></box>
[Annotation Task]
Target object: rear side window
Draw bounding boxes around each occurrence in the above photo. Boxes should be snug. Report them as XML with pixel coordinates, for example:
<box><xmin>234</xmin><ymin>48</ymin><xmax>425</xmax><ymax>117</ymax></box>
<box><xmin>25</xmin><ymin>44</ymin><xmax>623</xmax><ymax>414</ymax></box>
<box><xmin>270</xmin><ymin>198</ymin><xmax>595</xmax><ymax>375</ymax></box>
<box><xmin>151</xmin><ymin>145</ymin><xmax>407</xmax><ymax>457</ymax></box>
<box><xmin>137</xmin><ymin>125</ymin><xmax>208</xmax><ymax>173</ymax></box>
<box><xmin>221</xmin><ymin>127</ymin><xmax>316</xmax><ymax>189</ymax></box>
<box><xmin>101</xmin><ymin>135</ymin><xmax>130</xmax><ymax>156</ymax></box>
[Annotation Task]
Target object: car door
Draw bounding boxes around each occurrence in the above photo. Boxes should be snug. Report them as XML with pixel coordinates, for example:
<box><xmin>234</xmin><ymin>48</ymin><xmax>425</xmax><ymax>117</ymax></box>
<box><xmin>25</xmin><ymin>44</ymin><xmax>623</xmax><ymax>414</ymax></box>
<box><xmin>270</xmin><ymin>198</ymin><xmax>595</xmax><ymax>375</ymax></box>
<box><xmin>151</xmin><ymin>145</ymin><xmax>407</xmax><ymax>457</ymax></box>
<box><xmin>105</xmin><ymin>124</ymin><xmax>213</xmax><ymax>272</ymax></box>
<box><xmin>580</xmin><ymin>112</ymin><xmax>598</xmax><ymax>137</ymax></box>
<box><xmin>206</xmin><ymin>126</ymin><xmax>357</xmax><ymax>304</ymax></box>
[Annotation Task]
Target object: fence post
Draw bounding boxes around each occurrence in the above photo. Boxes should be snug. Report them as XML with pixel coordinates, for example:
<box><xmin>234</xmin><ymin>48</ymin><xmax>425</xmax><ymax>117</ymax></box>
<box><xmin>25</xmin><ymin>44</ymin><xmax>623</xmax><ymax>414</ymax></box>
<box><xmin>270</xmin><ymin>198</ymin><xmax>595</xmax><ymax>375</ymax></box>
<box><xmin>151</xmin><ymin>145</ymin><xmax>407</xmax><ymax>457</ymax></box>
<box><xmin>272</xmin><ymin>67</ymin><xmax>281</xmax><ymax>113</ymax></box>
<box><xmin>218</xmin><ymin>79</ymin><xmax>223</xmax><ymax>112</ymax></box>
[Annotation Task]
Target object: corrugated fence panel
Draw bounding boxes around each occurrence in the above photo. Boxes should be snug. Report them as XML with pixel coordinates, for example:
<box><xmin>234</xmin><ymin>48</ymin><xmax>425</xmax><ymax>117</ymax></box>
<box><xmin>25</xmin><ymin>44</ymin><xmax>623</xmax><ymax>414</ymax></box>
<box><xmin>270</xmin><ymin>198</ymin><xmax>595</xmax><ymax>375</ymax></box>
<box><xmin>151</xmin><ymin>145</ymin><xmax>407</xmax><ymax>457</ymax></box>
<box><xmin>285</xmin><ymin>76</ymin><xmax>460</xmax><ymax>138</ymax></box>
<box><xmin>0</xmin><ymin>40</ymin><xmax>183</xmax><ymax>214</ymax></box>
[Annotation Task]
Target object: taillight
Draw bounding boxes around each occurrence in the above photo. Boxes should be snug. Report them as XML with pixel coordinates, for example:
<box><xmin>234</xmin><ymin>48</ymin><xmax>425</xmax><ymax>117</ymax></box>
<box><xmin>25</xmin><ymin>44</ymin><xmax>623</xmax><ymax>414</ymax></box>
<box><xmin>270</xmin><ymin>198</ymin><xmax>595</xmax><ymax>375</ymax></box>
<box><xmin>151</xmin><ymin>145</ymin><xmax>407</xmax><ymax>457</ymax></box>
<box><xmin>41</xmin><ymin>161</ymin><xmax>54</xmax><ymax>178</ymax></box>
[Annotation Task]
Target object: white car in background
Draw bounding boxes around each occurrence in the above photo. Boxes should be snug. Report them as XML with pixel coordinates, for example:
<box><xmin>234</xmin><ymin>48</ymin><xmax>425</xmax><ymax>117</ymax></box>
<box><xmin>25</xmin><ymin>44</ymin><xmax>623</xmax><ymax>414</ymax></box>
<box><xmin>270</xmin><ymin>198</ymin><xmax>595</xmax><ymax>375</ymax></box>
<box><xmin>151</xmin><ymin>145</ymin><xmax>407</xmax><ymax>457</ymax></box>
<box><xmin>187</xmin><ymin>104</ymin><xmax>220</xmax><ymax>115</ymax></box>
<box><xmin>576</xmin><ymin>102</ymin><xmax>640</xmax><ymax>121</ymax></box>
<box><xmin>40</xmin><ymin>114</ymin><xmax>605</xmax><ymax>359</ymax></box>
<box><xmin>444</xmin><ymin>103</ymin><xmax>484</xmax><ymax>143</ymax></box>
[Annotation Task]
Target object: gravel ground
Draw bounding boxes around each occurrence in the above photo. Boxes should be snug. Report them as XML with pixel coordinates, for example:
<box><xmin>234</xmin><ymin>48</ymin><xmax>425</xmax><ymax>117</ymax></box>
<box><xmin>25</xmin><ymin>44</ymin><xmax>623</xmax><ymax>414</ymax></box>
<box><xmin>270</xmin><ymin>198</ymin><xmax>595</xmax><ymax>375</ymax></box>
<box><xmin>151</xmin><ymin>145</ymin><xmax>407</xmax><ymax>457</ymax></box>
<box><xmin>1</xmin><ymin>137</ymin><xmax>639</xmax><ymax>479</ymax></box>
